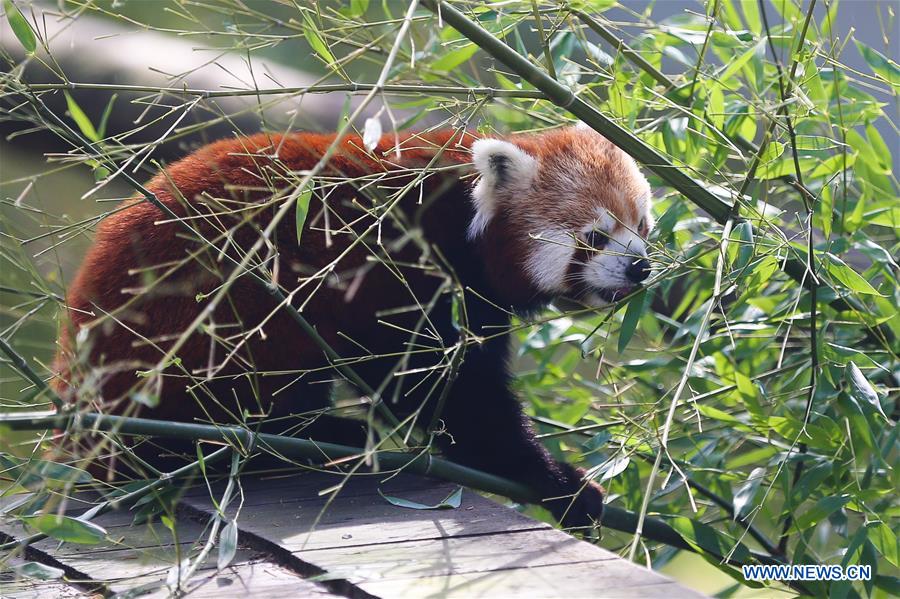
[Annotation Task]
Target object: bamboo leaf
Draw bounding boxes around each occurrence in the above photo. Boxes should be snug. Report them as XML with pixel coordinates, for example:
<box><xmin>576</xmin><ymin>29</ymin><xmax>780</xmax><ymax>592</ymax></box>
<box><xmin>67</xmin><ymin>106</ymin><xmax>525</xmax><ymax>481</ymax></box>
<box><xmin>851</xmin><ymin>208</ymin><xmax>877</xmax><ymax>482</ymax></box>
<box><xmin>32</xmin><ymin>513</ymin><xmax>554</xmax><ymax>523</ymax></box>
<box><xmin>348</xmin><ymin>0</ymin><xmax>369</xmax><ymax>18</ymax></box>
<box><xmin>295</xmin><ymin>183</ymin><xmax>313</xmax><ymax>245</ymax></box>
<box><xmin>3</xmin><ymin>0</ymin><xmax>36</xmax><ymax>53</ymax></box>
<box><xmin>846</xmin><ymin>362</ymin><xmax>887</xmax><ymax>421</ymax></box>
<box><xmin>0</xmin><ymin>453</ymin><xmax>93</xmax><ymax>488</ymax></box>
<box><xmin>729</xmin><ymin>221</ymin><xmax>754</xmax><ymax>272</ymax></box>
<box><xmin>823</xmin><ymin>253</ymin><xmax>882</xmax><ymax>295</ymax></box>
<box><xmin>378</xmin><ymin>487</ymin><xmax>462</xmax><ymax>510</ymax></box>
<box><xmin>869</xmin><ymin>521</ymin><xmax>899</xmax><ymax>568</ymax></box>
<box><xmin>97</xmin><ymin>93</ymin><xmax>118</xmax><ymax>139</ymax></box>
<box><xmin>218</xmin><ymin>519</ymin><xmax>239</xmax><ymax>569</ymax></box>
<box><xmin>12</xmin><ymin>561</ymin><xmax>65</xmax><ymax>580</ymax></box>
<box><xmin>617</xmin><ymin>289</ymin><xmax>646</xmax><ymax>353</ymax></box>
<box><xmin>63</xmin><ymin>92</ymin><xmax>100</xmax><ymax>143</ymax></box>
<box><xmin>707</xmin><ymin>84</ymin><xmax>725</xmax><ymax>129</ymax></box>
<box><xmin>302</xmin><ymin>14</ymin><xmax>335</xmax><ymax>65</ymax></box>
<box><xmin>793</xmin><ymin>495</ymin><xmax>850</xmax><ymax>531</ymax></box>
<box><xmin>732</xmin><ymin>467</ymin><xmax>765</xmax><ymax>520</ymax></box>
<box><xmin>21</xmin><ymin>514</ymin><xmax>107</xmax><ymax>544</ymax></box>
<box><xmin>668</xmin><ymin>516</ymin><xmax>751</xmax><ymax>564</ymax></box>
<box><xmin>431</xmin><ymin>42</ymin><xmax>478</xmax><ymax>72</ymax></box>
<box><xmin>590</xmin><ymin>455</ymin><xmax>630</xmax><ymax>483</ymax></box>
<box><xmin>854</xmin><ymin>40</ymin><xmax>900</xmax><ymax>87</ymax></box>
<box><xmin>720</xmin><ymin>39</ymin><xmax>764</xmax><ymax>84</ymax></box>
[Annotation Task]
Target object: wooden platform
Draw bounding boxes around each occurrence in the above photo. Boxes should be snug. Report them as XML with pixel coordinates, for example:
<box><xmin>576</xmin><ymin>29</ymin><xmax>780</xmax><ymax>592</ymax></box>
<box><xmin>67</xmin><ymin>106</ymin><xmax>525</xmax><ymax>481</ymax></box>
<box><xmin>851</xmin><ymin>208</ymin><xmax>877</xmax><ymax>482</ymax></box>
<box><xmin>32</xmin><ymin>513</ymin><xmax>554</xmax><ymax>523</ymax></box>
<box><xmin>1</xmin><ymin>472</ymin><xmax>706</xmax><ymax>598</ymax></box>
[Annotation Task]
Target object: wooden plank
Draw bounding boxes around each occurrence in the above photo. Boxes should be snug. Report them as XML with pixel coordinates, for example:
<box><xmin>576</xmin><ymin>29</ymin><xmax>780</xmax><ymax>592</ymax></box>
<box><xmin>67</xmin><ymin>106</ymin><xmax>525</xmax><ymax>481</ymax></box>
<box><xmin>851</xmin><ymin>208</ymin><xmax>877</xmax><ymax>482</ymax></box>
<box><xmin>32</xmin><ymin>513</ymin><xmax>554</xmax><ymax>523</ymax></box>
<box><xmin>295</xmin><ymin>528</ymin><xmax>616</xmax><ymax>580</ymax></box>
<box><xmin>1</xmin><ymin>491</ymin><xmax>348</xmax><ymax>598</ymax></box>
<box><xmin>0</xmin><ymin>558</ymin><xmax>85</xmax><ymax>599</ymax></box>
<box><xmin>183</xmin><ymin>476</ymin><xmax>706</xmax><ymax>598</ymax></box>
<box><xmin>287</xmin><ymin>519</ymin><xmax>708</xmax><ymax>598</ymax></box>
<box><xmin>358</xmin><ymin>561</ymin><xmax>708</xmax><ymax>599</ymax></box>
<box><xmin>125</xmin><ymin>561</ymin><xmax>343</xmax><ymax>599</ymax></box>
<box><xmin>0</xmin><ymin>577</ymin><xmax>85</xmax><ymax>598</ymax></box>
<box><xmin>3</xmin><ymin>473</ymin><xmax>709</xmax><ymax>598</ymax></box>
<box><xmin>182</xmin><ymin>470</ymin><xmax>441</xmax><ymax>505</ymax></box>
<box><xmin>182</xmin><ymin>481</ymin><xmax>548</xmax><ymax>552</ymax></box>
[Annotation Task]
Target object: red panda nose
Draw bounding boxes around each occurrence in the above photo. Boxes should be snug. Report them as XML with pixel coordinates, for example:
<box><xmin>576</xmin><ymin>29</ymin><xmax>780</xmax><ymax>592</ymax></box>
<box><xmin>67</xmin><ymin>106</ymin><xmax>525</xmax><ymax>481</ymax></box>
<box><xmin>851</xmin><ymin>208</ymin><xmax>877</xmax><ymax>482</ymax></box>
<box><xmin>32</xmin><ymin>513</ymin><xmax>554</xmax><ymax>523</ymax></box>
<box><xmin>626</xmin><ymin>257</ymin><xmax>651</xmax><ymax>283</ymax></box>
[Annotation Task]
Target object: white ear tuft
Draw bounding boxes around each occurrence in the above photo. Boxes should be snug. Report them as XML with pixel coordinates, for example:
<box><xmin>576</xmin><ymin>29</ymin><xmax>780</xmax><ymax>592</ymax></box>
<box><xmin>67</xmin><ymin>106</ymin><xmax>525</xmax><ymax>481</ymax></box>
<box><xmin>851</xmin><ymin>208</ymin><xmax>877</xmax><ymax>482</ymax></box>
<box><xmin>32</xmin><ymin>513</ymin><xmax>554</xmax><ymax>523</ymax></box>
<box><xmin>468</xmin><ymin>139</ymin><xmax>537</xmax><ymax>239</ymax></box>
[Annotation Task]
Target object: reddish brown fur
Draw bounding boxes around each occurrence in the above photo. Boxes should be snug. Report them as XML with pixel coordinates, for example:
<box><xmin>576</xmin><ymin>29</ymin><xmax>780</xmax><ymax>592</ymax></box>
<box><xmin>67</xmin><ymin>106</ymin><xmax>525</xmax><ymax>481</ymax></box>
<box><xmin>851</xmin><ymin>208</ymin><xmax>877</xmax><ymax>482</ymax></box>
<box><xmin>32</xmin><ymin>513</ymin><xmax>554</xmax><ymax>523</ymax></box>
<box><xmin>52</xmin><ymin>127</ymin><xmax>646</xmax><ymax>528</ymax></box>
<box><xmin>55</xmin><ymin>130</ymin><xmax>485</xmax><ymax>422</ymax></box>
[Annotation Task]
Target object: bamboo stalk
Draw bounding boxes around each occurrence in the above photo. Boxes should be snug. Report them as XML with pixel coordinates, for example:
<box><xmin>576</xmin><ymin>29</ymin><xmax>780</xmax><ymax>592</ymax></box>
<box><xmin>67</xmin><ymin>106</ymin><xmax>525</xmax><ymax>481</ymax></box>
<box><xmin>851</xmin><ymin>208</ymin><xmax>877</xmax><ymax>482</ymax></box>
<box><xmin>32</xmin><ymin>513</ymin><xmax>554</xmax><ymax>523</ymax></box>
<box><xmin>22</xmin><ymin>81</ymin><xmax>545</xmax><ymax>99</ymax></box>
<box><xmin>2</xmin><ymin>410</ymin><xmax>691</xmax><ymax>552</ymax></box>
<box><xmin>0</xmin><ymin>338</ymin><xmax>62</xmax><ymax>410</ymax></box>
<box><xmin>423</xmin><ymin>0</ymin><xmax>731</xmax><ymax>223</ymax></box>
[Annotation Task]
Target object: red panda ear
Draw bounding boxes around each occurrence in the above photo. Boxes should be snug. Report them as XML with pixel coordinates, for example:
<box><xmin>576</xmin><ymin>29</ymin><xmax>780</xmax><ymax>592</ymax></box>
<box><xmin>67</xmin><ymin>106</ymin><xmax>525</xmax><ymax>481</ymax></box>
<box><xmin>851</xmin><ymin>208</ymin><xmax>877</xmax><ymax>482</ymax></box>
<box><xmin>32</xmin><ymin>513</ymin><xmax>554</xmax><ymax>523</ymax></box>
<box><xmin>468</xmin><ymin>139</ymin><xmax>537</xmax><ymax>239</ymax></box>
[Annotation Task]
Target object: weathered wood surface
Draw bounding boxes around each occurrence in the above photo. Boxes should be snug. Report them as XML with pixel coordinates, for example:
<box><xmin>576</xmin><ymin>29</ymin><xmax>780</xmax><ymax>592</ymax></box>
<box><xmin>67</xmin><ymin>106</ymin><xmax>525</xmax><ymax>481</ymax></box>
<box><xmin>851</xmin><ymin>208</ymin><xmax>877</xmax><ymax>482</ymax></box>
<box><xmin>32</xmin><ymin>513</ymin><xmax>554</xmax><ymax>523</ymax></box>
<box><xmin>1</xmin><ymin>471</ymin><xmax>707</xmax><ymax>598</ymax></box>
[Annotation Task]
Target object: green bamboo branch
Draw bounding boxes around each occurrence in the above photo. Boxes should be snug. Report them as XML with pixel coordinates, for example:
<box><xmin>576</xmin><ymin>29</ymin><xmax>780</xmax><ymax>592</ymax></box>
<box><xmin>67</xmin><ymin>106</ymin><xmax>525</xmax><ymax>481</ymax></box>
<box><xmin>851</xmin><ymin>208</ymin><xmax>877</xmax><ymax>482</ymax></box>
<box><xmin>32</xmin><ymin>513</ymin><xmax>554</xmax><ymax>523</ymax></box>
<box><xmin>20</xmin><ymin>81</ymin><xmax>545</xmax><ymax>99</ymax></box>
<box><xmin>570</xmin><ymin>9</ymin><xmax>671</xmax><ymax>88</ymax></box>
<box><xmin>759</xmin><ymin>0</ymin><xmax>821</xmax><ymax>558</ymax></box>
<box><xmin>0</xmin><ymin>337</ymin><xmax>62</xmax><ymax>410</ymax></box>
<box><xmin>424</xmin><ymin>1</ymin><xmax>731</xmax><ymax>223</ymax></box>
<box><xmin>0</xmin><ymin>410</ymin><xmax>689</xmax><ymax>554</ymax></box>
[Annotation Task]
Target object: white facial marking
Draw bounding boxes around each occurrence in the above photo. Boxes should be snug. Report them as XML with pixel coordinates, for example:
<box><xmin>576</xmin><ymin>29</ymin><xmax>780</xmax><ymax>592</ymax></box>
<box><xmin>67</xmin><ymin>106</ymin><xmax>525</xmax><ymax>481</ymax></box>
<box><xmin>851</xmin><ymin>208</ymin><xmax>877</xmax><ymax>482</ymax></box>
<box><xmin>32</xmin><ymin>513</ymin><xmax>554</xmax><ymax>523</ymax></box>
<box><xmin>525</xmin><ymin>228</ymin><xmax>576</xmax><ymax>292</ymax></box>
<box><xmin>469</xmin><ymin>139</ymin><xmax>537</xmax><ymax>239</ymax></box>
<box><xmin>583</xmin><ymin>225</ymin><xmax>647</xmax><ymax>291</ymax></box>
<box><xmin>573</xmin><ymin>207</ymin><xmax>652</xmax><ymax>299</ymax></box>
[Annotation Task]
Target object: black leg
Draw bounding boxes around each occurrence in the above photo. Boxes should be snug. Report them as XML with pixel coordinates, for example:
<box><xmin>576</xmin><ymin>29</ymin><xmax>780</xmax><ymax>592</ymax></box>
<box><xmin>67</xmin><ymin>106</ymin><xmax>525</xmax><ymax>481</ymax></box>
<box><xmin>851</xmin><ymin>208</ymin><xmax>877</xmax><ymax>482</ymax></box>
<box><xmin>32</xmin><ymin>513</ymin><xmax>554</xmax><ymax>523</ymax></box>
<box><xmin>432</xmin><ymin>348</ymin><xmax>604</xmax><ymax>530</ymax></box>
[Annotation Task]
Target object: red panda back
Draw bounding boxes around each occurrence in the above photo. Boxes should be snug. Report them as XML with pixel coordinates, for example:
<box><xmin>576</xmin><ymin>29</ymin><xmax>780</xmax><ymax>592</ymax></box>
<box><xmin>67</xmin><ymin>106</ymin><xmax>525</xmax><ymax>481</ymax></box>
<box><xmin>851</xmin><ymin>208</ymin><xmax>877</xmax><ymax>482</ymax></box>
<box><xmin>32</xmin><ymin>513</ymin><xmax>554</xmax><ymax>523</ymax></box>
<box><xmin>54</xmin><ymin>130</ymin><xmax>477</xmax><ymax>424</ymax></box>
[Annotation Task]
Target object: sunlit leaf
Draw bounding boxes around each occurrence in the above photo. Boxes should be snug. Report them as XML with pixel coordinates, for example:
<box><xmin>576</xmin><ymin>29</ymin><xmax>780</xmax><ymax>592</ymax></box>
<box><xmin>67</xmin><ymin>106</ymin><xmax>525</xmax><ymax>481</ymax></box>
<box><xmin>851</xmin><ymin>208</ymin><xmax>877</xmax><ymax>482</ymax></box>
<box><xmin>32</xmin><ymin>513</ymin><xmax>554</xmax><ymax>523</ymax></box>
<box><xmin>591</xmin><ymin>455</ymin><xmax>630</xmax><ymax>483</ymax></box>
<box><xmin>431</xmin><ymin>42</ymin><xmax>478</xmax><ymax>72</ymax></box>
<box><xmin>303</xmin><ymin>14</ymin><xmax>335</xmax><ymax>65</ymax></box>
<box><xmin>378</xmin><ymin>487</ymin><xmax>462</xmax><ymax>510</ymax></box>
<box><xmin>854</xmin><ymin>40</ymin><xmax>900</xmax><ymax>87</ymax></box>
<box><xmin>63</xmin><ymin>92</ymin><xmax>100</xmax><ymax>143</ymax></box>
<box><xmin>347</xmin><ymin>0</ymin><xmax>369</xmax><ymax>18</ymax></box>
<box><xmin>720</xmin><ymin>39</ymin><xmax>764</xmax><ymax>84</ymax></box>
<box><xmin>707</xmin><ymin>84</ymin><xmax>724</xmax><ymax>129</ymax></box>
<box><xmin>3</xmin><ymin>0</ymin><xmax>36</xmax><ymax>53</ymax></box>
<box><xmin>295</xmin><ymin>183</ymin><xmax>313</xmax><ymax>244</ymax></box>
<box><xmin>21</xmin><ymin>514</ymin><xmax>107</xmax><ymax>544</ymax></box>
<box><xmin>823</xmin><ymin>253</ymin><xmax>882</xmax><ymax>295</ymax></box>
<box><xmin>845</xmin><ymin>362</ymin><xmax>887</xmax><ymax>421</ymax></box>
<box><xmin>12</xmin><ymin>561</ymin><xmax>65</xmax><ymax>580</ymax></box>
<box><xmin>732</xmin><ymin>467</ymin><xmax>765</xmax><ymax>520</ymax></box>
<box><xmin>218</xmin><ymin>519</ymin><xmax>239</xmax><ymax>570</ymax></box>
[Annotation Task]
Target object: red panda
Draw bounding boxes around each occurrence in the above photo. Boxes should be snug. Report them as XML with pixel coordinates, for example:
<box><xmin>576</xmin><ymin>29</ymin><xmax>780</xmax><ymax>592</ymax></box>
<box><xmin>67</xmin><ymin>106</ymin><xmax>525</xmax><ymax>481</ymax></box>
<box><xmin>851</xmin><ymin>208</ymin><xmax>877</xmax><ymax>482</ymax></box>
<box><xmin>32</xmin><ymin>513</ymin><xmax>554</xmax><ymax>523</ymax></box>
<box><xmin>54</xmin><ymin>125</ymin><xmax>653</xmax><ymax>529</ymax></box>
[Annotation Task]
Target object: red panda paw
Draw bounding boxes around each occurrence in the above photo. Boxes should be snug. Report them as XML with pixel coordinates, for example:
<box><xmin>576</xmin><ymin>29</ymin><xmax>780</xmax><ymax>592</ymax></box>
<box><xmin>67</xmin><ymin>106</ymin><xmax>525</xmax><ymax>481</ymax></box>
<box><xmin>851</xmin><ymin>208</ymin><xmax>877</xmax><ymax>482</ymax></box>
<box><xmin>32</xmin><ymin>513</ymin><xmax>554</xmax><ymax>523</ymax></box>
<box><xmin>550</xmin><ymin>465</ymin><xmax>605</xmax><ymax>533</ymax></box>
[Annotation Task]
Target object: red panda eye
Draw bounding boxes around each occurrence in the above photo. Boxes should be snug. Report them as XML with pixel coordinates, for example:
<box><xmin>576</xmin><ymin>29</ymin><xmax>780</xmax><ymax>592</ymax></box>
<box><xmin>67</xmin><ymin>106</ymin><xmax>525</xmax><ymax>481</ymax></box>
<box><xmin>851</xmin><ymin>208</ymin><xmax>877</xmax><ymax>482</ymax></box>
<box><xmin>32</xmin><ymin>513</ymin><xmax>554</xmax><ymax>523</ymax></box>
<box><xmin>585</xmin><ymin>230</ymin><xmax>609</xmax><ymax>250</ymax></box>
<box><xmin>638</xmin><ymin>218</ymin><xmax>646</xmax><ymax>234</ymax></box>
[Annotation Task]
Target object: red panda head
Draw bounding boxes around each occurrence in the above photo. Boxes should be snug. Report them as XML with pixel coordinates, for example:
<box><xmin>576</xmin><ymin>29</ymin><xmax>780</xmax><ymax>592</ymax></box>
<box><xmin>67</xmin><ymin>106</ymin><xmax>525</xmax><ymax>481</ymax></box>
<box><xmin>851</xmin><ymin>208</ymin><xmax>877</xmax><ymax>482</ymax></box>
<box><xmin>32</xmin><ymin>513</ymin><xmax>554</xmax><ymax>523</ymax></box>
<box><xmin>468</xmin><ymin>125</ymin><xmax>653</xmax><ymax>306</ymax></box>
